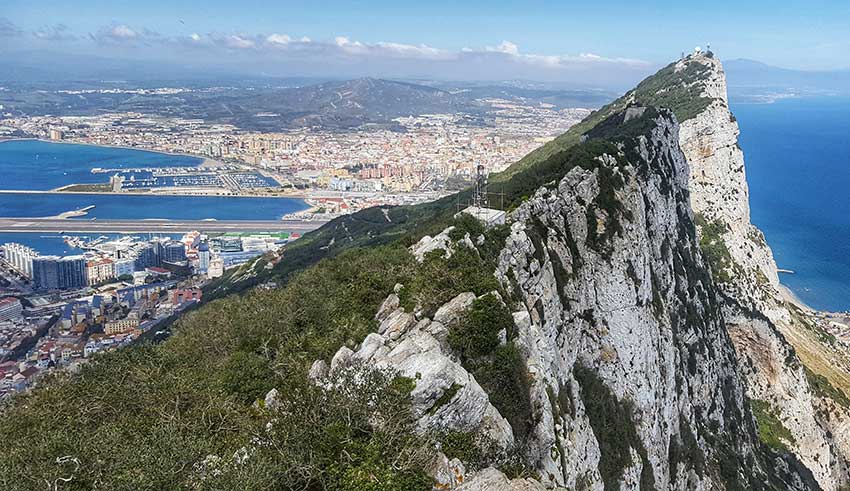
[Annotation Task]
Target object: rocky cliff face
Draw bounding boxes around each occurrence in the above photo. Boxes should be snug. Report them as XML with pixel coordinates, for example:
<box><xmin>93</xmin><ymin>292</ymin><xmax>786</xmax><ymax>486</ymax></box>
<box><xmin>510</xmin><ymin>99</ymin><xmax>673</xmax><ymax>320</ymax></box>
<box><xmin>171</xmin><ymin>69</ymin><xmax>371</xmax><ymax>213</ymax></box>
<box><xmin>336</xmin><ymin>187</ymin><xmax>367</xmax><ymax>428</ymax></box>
<box><xmin>678</xmin><ymin>53</ymin><xmax>850</xmax><ymax>490</ymax></box>
<box><xmin>676</xmin><ymin>53</ymin><xmax>785</xmax><ymax>320</ymax></box>
<box><xmin>325</xmin><ymin>106</ymin><xmax>818</xmax><ymax>489</ymax></box>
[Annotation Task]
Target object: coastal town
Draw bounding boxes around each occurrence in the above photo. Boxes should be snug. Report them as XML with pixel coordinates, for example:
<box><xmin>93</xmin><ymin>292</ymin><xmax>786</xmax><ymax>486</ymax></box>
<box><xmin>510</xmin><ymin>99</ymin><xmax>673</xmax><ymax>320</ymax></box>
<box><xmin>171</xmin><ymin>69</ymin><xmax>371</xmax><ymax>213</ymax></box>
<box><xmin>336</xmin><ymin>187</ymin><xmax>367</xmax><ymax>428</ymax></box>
<box><xmin>0</xmin><ymin>230</ymin><xmax>297</xmax><ymax>399</ymax></box>
<box><xmin>0</xmin><ymin>99</ymin><xmax>590</xmax><ymax>218</ymax></box>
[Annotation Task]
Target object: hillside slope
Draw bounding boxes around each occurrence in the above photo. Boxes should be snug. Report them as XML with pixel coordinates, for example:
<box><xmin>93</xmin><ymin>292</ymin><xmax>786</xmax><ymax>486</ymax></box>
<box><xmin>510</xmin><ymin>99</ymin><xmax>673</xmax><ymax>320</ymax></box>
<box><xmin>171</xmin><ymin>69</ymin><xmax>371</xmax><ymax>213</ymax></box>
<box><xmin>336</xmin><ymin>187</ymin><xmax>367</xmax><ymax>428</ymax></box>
<box><xmin>0</xmin><ymin>54</ymin><xmax>846</xmax><ymax>490</ymax></box>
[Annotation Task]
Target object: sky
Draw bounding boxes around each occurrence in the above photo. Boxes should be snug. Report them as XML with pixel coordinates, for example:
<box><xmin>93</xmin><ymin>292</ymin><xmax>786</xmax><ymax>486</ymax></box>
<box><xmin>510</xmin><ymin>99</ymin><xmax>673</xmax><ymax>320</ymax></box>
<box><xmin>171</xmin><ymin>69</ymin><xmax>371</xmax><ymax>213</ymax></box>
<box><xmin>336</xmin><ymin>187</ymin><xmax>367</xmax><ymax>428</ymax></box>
<box><xmin>2</xmin><ymin>0</ymin><xmax>849</xmax><ymax>86</ymax></box>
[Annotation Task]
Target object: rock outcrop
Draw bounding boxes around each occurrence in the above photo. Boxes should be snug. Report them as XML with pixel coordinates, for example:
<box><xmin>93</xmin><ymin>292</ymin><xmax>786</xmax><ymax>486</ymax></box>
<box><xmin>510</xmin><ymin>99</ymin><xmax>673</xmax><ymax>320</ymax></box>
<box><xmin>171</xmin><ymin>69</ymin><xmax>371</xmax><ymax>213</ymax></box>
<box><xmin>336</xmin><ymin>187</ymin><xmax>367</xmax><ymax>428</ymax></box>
<box><xmin>319</xmin><ymin>105</ymin><xmax>820</xmax><ymax>489</ymax></box>
<box><xmin>679</xmin><ymin>52</ymin><xmax>850</xmax><ymax>490</ymax></box>
<box><xmin>309</xmin><ymin>53</ymin><xmax>848</xmax><ymax>490</ymax></box>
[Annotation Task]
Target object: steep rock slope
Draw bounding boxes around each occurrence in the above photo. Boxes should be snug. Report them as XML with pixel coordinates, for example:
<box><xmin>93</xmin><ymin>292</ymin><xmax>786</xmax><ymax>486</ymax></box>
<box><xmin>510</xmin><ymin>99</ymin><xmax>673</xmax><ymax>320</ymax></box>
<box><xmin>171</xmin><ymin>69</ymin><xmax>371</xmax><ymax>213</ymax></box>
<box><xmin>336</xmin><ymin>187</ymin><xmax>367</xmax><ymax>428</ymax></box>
<box><xmin>327</xmin><ymin>107</ymin><xmax>817</xmax><ymax>489</ymax></box>
<box><xmin>676</xmin><ymin>53</ymin><xmax>850</xmax><ymax>490</ymax></box>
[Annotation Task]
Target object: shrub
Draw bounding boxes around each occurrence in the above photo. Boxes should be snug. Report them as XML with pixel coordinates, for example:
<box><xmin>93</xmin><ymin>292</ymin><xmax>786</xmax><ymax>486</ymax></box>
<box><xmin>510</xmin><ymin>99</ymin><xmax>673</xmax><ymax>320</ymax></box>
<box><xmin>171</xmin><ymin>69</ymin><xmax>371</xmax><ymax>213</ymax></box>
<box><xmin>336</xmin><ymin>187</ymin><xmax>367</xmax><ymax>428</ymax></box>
<box><xmin>803</xmin><ymin>366</ymin><xmax>850</xmax><ymax>408</ymax></box>
<box><xmin>694</xmin><ymin>213</ymin><xmax>734</xmax><ymax>283</ymax></box>
<box><xmin>750</xmin><ymin>399</ymin><xmax>796</xmax><ymax>452</ymax></box>
<box><xmin>574</xmin><ymin>365</ymin><xmax>654</xmax><ymax>491</ymax></box>
<box><xmin>448</xmin><ymin>293</ymin><xmax>512</xmax><ymax>362</ymax></box>
<box><xmin>476</xmin><ymin>343</ymin><xmax>535</xmax><ymax>441</ymax></box>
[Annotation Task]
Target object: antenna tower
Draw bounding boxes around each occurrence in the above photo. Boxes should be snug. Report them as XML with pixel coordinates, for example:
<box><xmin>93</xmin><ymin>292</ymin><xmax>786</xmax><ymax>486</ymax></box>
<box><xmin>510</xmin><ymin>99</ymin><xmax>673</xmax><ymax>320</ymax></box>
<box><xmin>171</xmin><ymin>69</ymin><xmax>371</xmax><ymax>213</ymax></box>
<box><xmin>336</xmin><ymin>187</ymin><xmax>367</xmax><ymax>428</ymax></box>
<box><xmin>473</xmin><ymin>162</ymin><xmax>488</xmax><ymax>208</ymax></box>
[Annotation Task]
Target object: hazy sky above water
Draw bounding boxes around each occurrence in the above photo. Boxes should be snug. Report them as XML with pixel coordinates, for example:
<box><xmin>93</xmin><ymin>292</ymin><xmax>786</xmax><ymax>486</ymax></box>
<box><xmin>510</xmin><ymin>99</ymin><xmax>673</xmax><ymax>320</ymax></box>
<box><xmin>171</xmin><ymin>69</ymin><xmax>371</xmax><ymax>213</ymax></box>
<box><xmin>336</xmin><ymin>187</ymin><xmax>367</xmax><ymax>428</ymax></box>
<box><xmin>2</xmin><ymin>0</ymin><xmax>849</xmax><ymax>86</ymax></box>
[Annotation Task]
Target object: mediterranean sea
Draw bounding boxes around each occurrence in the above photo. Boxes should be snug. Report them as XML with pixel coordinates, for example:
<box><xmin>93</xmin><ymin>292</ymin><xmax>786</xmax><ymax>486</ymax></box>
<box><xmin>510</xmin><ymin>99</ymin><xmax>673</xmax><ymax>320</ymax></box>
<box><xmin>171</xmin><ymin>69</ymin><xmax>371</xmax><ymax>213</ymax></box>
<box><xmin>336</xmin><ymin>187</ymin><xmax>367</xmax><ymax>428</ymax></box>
<box><xmin>0</xmin><ymin>140</ymin><xmax>308</xmax><ymax>220</ymax></box>
<box><xmin>733</xmin><ymin>97</ymin><xmax>850</xmax><ymax>312</ymax></box>
<box><xmin>0</xmin><ymin>139</ymin><xmax>202</xmax><ymax>190</ymax></box>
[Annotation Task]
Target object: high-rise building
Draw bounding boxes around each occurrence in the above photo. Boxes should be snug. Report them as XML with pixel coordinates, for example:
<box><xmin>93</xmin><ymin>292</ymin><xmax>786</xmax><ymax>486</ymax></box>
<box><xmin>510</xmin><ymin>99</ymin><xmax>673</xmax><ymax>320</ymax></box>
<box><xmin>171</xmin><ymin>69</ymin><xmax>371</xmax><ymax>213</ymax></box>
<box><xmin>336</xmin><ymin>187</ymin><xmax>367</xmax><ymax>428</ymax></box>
<box><xmin>33</xmin><ymin>255</ymin><xmax>88</xmax><ymax>290</ymax></box>
<box><xmin>162</xmin><ymin>240</ymin><xmax>187</xmax><ymax>263</ymax></box>
<box><xmin>133</xmin><ymin>242</ymin><xmax>161</xmax><ymax>270</ymax></box>
<box><xmin>197</xmin><ymin>243</ymin><xmax>210</xmax><ymax>274</ymax></box>
<box><xmin>2</xmin><ymin>243</ymin><xmax>38</xmax><ymax>278</ymax></box>
<box><xmin>0</xmin><ymin>297</ymin><xmax>23</xmax><ymax>322</ymax></box>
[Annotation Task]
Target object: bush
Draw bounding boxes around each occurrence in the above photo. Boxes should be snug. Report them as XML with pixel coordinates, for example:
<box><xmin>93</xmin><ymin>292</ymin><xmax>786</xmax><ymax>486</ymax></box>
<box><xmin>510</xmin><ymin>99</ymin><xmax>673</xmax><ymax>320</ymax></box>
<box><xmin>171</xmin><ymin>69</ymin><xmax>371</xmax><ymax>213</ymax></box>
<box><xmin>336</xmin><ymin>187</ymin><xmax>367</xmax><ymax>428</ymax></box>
<box><xmin>440</xmin><ymin>432</ymin><xmax>484</xmax><ymax>467</ymax></box>
<box><xmin>574</xmin><ymin>365</ymin><xmax>654</xmax><ymax>491</ymax></box>
<box><xmin>694</xmin><ymin>213</ymin><xmax>734</xmax><ymax>283</ymax></box>
<box><xmin>476</xmin><ymin>344</ymin><xmax>535</xmax><ymax>441</ymax></box>
<box><xmin>448</xmin><ymin>293</ymin><xmax>512</xmax><ymax>362</ymax></box>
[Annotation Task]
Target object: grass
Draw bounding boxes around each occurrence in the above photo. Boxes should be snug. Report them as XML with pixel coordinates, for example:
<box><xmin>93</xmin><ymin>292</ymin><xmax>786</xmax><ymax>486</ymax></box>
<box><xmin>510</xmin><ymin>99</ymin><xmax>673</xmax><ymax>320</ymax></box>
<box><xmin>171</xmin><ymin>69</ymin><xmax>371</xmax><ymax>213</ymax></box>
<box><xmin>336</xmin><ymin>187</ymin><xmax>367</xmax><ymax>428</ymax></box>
<box><xmin>494</xmin><ymin>55</ymin><xmax>717</xmax><ymax>182</ymax></box>
<box><xmin>804</xmin><ymin>365</ymin><xmax>850</xmax><ymax>408</ymax></box>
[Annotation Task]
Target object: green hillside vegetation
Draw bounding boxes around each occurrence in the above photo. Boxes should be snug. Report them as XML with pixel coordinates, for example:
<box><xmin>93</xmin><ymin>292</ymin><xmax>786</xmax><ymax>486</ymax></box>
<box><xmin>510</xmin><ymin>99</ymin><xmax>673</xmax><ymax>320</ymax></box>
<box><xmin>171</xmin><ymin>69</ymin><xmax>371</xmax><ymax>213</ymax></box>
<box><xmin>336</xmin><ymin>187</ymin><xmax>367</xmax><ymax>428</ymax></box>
<box><xmin>494</xmin><ymin>55</ymin><xmax>716</xmax><ymax>182</ymax></box>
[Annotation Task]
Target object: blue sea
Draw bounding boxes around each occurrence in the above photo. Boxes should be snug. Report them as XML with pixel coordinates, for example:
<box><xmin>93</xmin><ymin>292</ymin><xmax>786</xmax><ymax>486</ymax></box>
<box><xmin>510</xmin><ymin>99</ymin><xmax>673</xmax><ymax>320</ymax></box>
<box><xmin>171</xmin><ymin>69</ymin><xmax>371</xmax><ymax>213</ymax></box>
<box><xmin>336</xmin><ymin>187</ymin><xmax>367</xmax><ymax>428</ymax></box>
<box><xmin>0</xmin><ymin>192</ymin><xmax>307</xmax><ymax>220</ymax></box>
<box><xmin>0</xmin><ymin>139</ymin><xmax>202</xmax><ymax>190</ymax></box>
<box><xmin>0</xmin><ymin>140</ymin><xmax>307</xmax><ymax>221</ymax></box>
<box><xmin>733</xmin><ymin>97</ymin><xmax>850</xmax><ymax>312</ymax></box>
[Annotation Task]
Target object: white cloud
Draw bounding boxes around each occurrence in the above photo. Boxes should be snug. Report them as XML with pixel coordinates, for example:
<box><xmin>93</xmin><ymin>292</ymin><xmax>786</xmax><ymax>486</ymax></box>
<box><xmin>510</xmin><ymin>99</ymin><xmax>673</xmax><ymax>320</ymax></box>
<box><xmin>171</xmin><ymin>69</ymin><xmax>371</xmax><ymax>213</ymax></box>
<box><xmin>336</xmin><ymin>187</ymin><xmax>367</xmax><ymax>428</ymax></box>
<box><xmin>486</xmin><ymin>40</ymin><xmax>519</xmax><ymax>55</ymax></box>
<box><xmin>266</xmin><ymin>33</ymin><xmax>292</xmax><ymax>45</ymax></box>
<box><xmin>222</xmin><ymin>34</ymin><xmax>255</xmax><ymax>49</ymax></box>
<box><xmin>190</xmin><ymin>32</ymin><xmax>201</xmax><ymax>42</ymax></box>
<box><xmin>33</xmin><ymin>24</ymin><xmax>75</xmax><ymax>41</ymax></box>
<box><xmin>110</xmin><ymin>24</ymin><xmax>137</xmax><ymax>40</ymax></box>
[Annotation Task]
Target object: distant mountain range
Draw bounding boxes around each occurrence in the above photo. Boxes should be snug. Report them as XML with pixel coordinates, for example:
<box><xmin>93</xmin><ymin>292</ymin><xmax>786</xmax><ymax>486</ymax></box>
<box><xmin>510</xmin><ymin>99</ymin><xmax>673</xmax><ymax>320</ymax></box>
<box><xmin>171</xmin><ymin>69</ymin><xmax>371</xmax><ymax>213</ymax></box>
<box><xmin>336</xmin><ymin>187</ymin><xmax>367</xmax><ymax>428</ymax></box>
<box><xmin>724</xmin><ymin>59</ymin><xmax>850</xmax><ymax>101</ymax></box>
<box><xmin>0</xmin><ymin>75</ymin><xmax>614</xmax><ymax>131</ymax></box>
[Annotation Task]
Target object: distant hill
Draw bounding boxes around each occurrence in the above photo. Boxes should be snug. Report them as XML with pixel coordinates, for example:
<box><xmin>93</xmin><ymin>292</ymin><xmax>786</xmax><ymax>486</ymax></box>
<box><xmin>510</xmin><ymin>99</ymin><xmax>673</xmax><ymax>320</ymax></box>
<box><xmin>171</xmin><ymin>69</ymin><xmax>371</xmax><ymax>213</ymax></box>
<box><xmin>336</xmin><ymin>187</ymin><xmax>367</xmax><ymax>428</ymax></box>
<box><xmin>724</xmin><ymin>58</ymin><xmax>850</xmax><ymax>100</ymax></box>
<box><xmin>258</xmin><ymin>77</ymin><xmax>472</xmax><ymax>128</ymax></box>
<box><xmin>0</xmin><ymin>75</ymin><xmax>614</xmax><ymax>131</ymax></box>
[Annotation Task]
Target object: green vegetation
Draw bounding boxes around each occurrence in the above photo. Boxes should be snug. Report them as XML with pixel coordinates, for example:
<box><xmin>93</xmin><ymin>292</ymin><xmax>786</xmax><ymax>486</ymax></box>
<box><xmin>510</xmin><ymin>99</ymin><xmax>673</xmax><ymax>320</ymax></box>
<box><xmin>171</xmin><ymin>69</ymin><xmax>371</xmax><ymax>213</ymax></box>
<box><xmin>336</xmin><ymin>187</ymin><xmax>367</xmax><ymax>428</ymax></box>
<box><xmin>448</xmin><ymin>293</ymin><xmax>513</xmax><ymax>360</ymax></box>
<box><xmin>694</xmin><ymin>213</ymin><xmax>734</xmax><ymax>283</ymax></box>
<box><xmin>448</xmin><ymin>293</ymin><xmax>535</xmax><ymax>441</ymax></box>
<box><xmin>398</xmin><ymin>247</ymin><xmax>501</xmax><ymax>316</ymax></box>
<box><xmin>440</xmin><ymin>431</ymin><xmax>484</xmax><ymax>467</ymax></box>
<box><xmin>0</xmin><ymin>245</ymin><xmax>434</xmax><ymax>489</ymax></box>
<box><xmin>574</xmin><ymin>365</ymin><xmax>655</xmax><ymax>491</ymax></box>
<box><xmin>495</xmin><ymin>56</ymin><xmax>716</xmax><ymax>182</ymax></box>
<box><xmin>627</xmin><ymin>60</ymin><xmax>713</xmax><ymax>123</ymax></box>
<box><xmin>804</xmin><ymin>366</ymin><xmax>850</xmax><ymax>408</ymax></box>
<box><xmin>428</xmin><ymin>383</ymin><xmax>462</xmax><ymax>415</ymax></box>
<box><xmin>750</xmin><ymin>399</ymin><xmax>796</xmax><ymax>452</ymax></box>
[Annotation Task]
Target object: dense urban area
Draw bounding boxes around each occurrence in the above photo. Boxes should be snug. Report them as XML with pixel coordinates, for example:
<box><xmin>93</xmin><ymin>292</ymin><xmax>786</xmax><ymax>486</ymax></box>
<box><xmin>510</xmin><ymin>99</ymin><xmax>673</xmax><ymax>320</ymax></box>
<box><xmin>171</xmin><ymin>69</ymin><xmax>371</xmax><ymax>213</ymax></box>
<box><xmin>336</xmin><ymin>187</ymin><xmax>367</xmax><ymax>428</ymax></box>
<box><xmin>0</xmin><ymin>86</ymin><xmax>592</xmax><ymax>218</ymax></box>
<box><xmin>0</xmin><ymin>230</ymin><xmax>297</xmax><ymax>398</ymax></box>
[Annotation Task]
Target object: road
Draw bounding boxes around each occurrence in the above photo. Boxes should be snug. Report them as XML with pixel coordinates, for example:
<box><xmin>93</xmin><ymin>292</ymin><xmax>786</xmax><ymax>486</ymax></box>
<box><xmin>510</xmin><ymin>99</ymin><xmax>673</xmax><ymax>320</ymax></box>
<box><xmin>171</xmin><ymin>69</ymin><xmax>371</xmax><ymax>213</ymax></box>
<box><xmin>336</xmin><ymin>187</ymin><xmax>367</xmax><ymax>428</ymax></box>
<box><xmin>0</xmin><ymin>217</ymin><xmax>329</xmax><ymax>234</ymax></box>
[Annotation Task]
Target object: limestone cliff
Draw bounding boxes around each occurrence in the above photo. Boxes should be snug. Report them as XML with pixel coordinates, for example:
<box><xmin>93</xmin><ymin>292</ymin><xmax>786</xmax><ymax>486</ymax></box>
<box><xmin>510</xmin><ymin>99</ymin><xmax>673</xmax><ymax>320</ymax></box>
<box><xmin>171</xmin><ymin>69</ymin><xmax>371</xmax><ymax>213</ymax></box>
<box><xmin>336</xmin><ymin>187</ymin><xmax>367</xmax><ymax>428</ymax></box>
<box><xmin>324</xmin><ymin>106</ymin><xmax>819</xmax><ymax>489</ymax></box>
<box><xmin>677</xmin><ymin>53</ymin><xmax>850</xmax><ymax>490</ymax></box>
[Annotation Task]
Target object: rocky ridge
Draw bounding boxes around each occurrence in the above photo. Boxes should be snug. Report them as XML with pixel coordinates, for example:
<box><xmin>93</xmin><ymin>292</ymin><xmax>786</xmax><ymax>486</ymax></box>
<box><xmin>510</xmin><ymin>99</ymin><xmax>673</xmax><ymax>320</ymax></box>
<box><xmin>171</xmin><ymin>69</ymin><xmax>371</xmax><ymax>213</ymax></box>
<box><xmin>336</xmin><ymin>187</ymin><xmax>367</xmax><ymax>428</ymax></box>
<box><xmin>324</xmin><ymin>105</ymin><xmax>819</xmax><ymax>489</ymax></box>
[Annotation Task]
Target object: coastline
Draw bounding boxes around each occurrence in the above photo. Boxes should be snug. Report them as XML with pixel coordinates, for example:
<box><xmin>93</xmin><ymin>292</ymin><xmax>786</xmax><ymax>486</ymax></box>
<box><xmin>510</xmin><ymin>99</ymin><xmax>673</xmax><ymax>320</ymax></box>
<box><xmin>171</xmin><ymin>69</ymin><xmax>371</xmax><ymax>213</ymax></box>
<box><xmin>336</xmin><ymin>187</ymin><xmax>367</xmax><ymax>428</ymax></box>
<box><xmin>779</xmin><ymin>282</ymin><xmax>818</xmax><ymax>313</ymax></box>
<box><xmin>19</xmin><ymin>188</ymin><xmax>311</xmax><ymax>199</ymax></box>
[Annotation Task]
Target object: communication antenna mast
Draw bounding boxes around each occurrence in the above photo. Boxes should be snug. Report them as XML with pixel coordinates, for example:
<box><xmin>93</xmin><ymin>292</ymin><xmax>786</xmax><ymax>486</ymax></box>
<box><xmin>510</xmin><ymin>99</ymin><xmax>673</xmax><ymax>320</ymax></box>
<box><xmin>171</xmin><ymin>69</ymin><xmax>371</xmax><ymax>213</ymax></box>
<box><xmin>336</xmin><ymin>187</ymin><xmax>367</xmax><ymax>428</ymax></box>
<box><xmin>473</xmin><ymin>162</ymin><xmax>488</xmax><ymax>209</ymax></box>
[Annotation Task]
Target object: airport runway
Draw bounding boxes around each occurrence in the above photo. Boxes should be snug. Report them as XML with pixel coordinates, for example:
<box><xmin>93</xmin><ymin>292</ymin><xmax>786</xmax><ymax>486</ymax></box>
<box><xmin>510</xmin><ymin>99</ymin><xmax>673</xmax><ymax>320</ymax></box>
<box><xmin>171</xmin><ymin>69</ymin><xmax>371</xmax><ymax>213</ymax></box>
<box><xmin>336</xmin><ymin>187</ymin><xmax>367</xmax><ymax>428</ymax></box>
<box><xmin>0</xmin><ymin>217</ymin><xmax>329</xmax><ymax>234</ymax></box>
